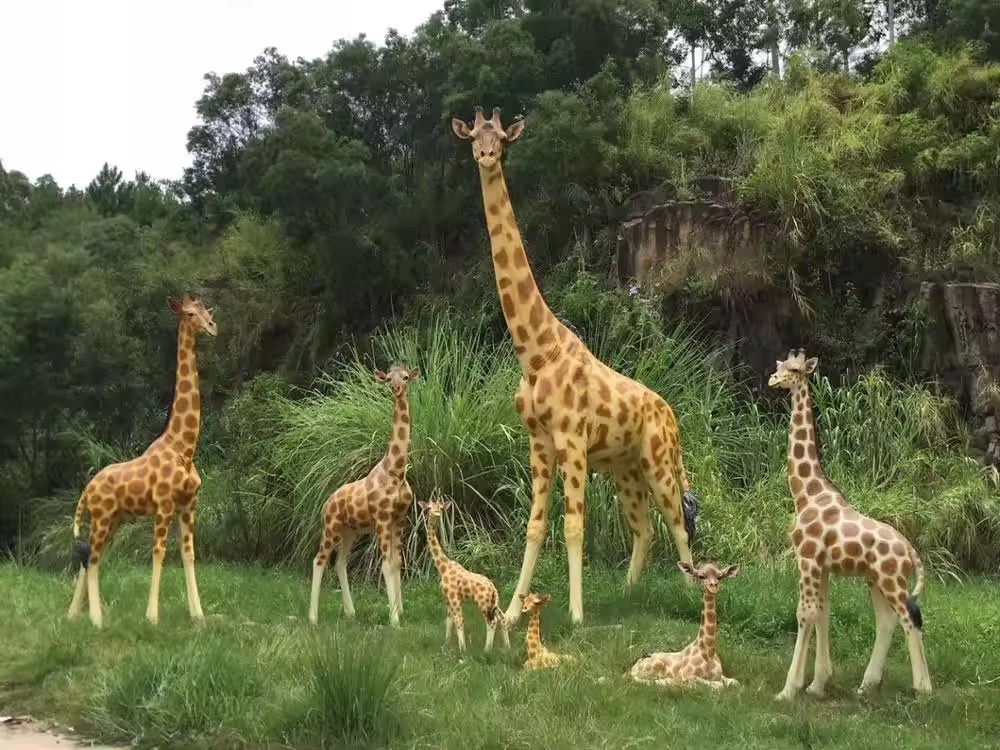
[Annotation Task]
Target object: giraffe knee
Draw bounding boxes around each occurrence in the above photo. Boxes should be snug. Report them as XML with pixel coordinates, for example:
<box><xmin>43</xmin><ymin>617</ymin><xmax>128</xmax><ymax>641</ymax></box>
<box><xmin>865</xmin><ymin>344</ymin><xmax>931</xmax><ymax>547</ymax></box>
<box><xmin>564</xmin><ymin>515</ymin><xmax>584</xmax><ymax>542</ymax></box>
<box><xmin>526</xmin><ymin>518</ymin><xmax>547</xmax><ymax>543</ymax></box>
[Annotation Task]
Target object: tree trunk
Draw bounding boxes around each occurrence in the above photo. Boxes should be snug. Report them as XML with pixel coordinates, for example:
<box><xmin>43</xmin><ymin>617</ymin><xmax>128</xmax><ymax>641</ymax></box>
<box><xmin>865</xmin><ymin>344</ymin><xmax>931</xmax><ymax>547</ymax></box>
<box><xmin>691</xmin><ymin>45</ymin><xmax>697</xmax><ymax>88</ymax></box>
<box><xmin>887</xmin><ymin>0</ymin><xmax>895</xmax><ymax>44</ymax></box>
<box><xmin>771</xmin><ymin>40</ymin><xmax>781</xmax><ymax>77</ymax></box>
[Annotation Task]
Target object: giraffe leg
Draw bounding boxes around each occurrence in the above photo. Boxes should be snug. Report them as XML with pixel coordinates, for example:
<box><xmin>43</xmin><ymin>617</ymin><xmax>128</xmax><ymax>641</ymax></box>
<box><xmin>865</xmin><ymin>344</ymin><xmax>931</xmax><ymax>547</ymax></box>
<box><xmin>68</xmin><ymin>568</ymin><xmax>87</xmax><ymax>619</ymax></box>
<box><xmin>310</xmin><ymin>522</ymin><xmax>341</xmax><ymax>625</ymax></box>
<box><xmin>450</xmin><ymin>602</ymin><xmax>466</xmax><ymax>653</ymax></box>
<box><xmin>500</xmin><ymin>613</ymin><xmax>511</xmax><ymax>649</ymax></box>
<box><xmin>555</xmin><ymin>434</ymin><xmax>589</xmax><ymax>624</ymax></box>
<box><xmin>146</xmin><ymin>508</ymin><xmax>174</xmax><ymax>625</ymax></box>
<box><xmin>177</xmin><ymin>507</ymin><xmax>204</xmax><ymax>621</ymax></box>
<box><xmin>389</xmin><ymin>525</ymin><xmax>404</xmax><ymax>617</ymax></box>
<box><xmin>611</xmin><ymin>464</ymin><xmax>652</xmax><ymax>587</ymax></box>
<box><xmin>776</xmin><ymin>568</ymin><xmax>821</xmax><ymax>700</ymax></box>
<box><xmin>376</xmin><ymin>526</ymin><xmax>400</xmax><ymax>626</ymax></box>
<box><xmin>485</xmin><ymin>619</ymin><xmax>496</xmax><ymax>652</ymax></box>
<box><xmin>887</xmin><ymin>576</ymin><xmax>932</xmax><ymax>694</ymax></box>
<box><xmin>504</xmin><ymin>432</ymin><xmax>555</xmax><ymax>626</ymax></box>
<box><xmin>85</xmin><ymin>512</ymin><xmax>115</xmax><ymax>628</ymax></box>
<box><xmin>858</xmin><ymin>584</ymin><xmax>898</xmax><ymax>694</ymax></box>
<box><xmin>639</xmin><ymin>432</ymin><xmax>694</xmax><ymax>569</ymax></box>
<box><xmin>806</xmin><ymin>568</ymin><xmax>832</xmax><ymax>696</ymax></box>
<box><xmin>333</xmin><ymin>530</ymin><xmax>357</xmax><ymax>618</ymax></box>
<box><xmin>444</xmin><ymin>614</ymin><xmax>453</xmax><ymax>644</ymax></box>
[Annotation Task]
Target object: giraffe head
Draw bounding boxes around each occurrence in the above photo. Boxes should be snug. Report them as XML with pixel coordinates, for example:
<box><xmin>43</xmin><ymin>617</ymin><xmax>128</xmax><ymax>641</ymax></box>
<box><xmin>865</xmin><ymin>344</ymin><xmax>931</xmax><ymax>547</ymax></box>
<box><xmin>374</xmin><ymin>364</ymin><xmax>420</xmax><ymax>398</ymax></box>
<box><xmin>768</xmin><ymin>349</ymin><xmax>817</xmax><ymax>389</ymax></box>
<box><xmin>677</xmin><ymin>561</ymin><xmax>740</xmax><ymax>597</ymax></box>
<box><xmin>167</xmin><ymin>293</ymin><xmax>217</xmax><ymax>337</ymax></box>
<box><xmin>417</xmin><ymin>495</ymin><xmax>453</xmax><ymax>520</ymax></box>
<box><xmin>518</xmin><ymin>592</ymin><xmax>551</xmax><ymax>614</ymax></box>
<box><xmin>451</xmin><ymin>106</ymin><xmax>525</xmax><ymax>169</ymax></box>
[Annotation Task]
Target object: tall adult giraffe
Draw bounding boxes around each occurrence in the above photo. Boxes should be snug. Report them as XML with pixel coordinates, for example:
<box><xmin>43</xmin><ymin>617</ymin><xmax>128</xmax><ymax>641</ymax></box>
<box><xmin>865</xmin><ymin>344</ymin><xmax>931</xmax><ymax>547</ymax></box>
<box><xmin>453</xmin><ymin>106</ymin><xmax>700</xmax><ymax>625</ymax></box>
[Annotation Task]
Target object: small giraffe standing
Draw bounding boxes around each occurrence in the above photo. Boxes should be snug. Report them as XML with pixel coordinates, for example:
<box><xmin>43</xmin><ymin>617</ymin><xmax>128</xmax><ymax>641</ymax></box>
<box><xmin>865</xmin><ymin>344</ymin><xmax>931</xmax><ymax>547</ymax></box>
<box><xmin>519</xmin><ymin>593</ymin><xmax>572</xmax><ymax>670</ymax></box>
<box><xmin>629</xmin><ymin>561</ymin><xmax>740</xmax><ymax>689</ymax></box>
<box><xmin>770</xmin><ymin>349</ymin><xmax>932</xmax><ymax>699</ymax></box>
<box><xmin>309</xmin><ymin>364</ymin><xmax>419</xmax><ymax>627</ymax></box>
<box><xmin>418</xmin><ymin>496</ymin><xmax>511</xmax><ymax>653</ymax></box>
<box><xmin>67</xmin><ymin>293</ymin><xmax>217</xmax><ymax>628</ymax></box>
<box><xmin>454</xmin><ymin>106</ymin><xmax>700</xmax><ymax>627</ymax></box>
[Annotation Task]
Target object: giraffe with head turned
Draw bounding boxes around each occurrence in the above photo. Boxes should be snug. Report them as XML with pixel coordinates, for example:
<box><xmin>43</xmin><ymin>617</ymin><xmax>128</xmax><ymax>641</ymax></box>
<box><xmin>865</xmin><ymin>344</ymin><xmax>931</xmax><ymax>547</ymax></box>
<box><xmin>769</xmin><ymin>349</ymin><xmax>932</xmax><ymax>699</ymax></box>
<box><xmin>309</xmin><ymin>364</ymin><xmax>419</xmax><ymax>627</ymax></box>
<box><xmin>453</xmin><ymin>106</ymin><xmax>700</xmax><ymax>627</ymax></box>
<box><xmin>629</xmin><ymin>561</ymin><xmax>741</xmax><ymax>689</ymax></box>
<box><xmin>67</xmin><ymin>293</ymin><xmax>217</xmax><ymax>628</ymax></box>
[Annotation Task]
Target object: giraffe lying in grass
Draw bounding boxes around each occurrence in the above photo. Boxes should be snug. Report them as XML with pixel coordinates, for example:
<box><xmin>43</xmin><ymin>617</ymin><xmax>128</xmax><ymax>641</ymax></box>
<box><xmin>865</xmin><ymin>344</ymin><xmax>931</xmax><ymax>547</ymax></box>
<box><xmin>520</xmin><ymin>592</ymin><xmax>573</xmax><ymax>670</ymax></box>
<box><xmin>419</xmin><ymin>497</ymin><xmax>510</xmax><ymax>654</ymax></box>
<box><xmin>629</xmin><ymin>561</ymin><xmax>740</xmax><ymax>689</ymax></box>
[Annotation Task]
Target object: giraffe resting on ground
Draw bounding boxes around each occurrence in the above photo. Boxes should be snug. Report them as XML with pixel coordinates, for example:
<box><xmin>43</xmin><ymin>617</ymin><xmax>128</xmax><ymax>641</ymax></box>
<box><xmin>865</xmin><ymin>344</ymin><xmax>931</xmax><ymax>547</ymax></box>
<box><xmin>68</xmin><ymin>293</ymin><xmax>217</xmax><ymax>628</ymax></box>
<box><xmin>453</xmin><ymin>106</ymin><xmax>700</xmax><ymax>627</ymax></box>
<box><xmin>520</xmin><ymin>593</ymin><xmax>573</xmax><ymax>670</ymax></box>
<box><xmin>629</xmin><ymin>561</ymin><xmax>740</xmax><ymax>689</ymax></box>
<box><xmin>418</xmin><ymin>496</ymin><xmax>511</xmax><ymax>653</ymax></box>
<box><xmin>309</xmin><ymin>364</ymin><xmax>419</xmax><ymax>627</ymax></box>
<box><xmin>770</xmin><ymin>349</ymin><xmax>932</xmax><ymax>699</ymax></box>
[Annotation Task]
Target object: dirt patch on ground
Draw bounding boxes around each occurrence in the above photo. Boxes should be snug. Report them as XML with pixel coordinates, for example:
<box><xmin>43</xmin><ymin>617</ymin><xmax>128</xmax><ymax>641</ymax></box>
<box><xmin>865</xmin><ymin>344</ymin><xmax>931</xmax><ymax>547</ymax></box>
<box><xmin>0</xmin><ymin>718</ymin><xmax>122</xmax><ymax>749</ymax></box>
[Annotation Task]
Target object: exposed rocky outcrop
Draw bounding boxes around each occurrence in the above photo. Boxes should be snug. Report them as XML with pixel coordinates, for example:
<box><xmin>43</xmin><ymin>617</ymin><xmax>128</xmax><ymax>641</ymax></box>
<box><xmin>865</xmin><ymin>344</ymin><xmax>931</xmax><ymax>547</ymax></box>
<box><xmin>615</xmin><ymin>184</ymin><xmax>1000</xmax><ymax>466</ymax></box>
<box><xmin>922</xmin><ymin>282</ymin><xmax>1000</xmax><ymax>465</ymax></box>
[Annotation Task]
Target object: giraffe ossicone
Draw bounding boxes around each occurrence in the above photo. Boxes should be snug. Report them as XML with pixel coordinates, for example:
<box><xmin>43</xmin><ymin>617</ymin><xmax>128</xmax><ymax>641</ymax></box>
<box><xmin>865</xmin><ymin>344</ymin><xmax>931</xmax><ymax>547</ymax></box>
<box><xmin>454</xmin><ymin>106</ymin><xmax>700</xmax><ymax>627</ymax></box>
<box><xmin>309</xmin><ymin>363</ymin><xmax>419</xmax><ymax>627</ymax></box>
<box><xmin>769</xmin><ymin>348</ymin><xmax>932</xmax><ymax>699</ymax></box>
<box><xmin>629</xmin><ymin>560</ymin><xmax>740</xmax><ymax>689</ymax></box>
<box><xmin>67</xmin><ymin>292</ymin><xmax>217</xmax><ymax>628</ymax></box>
<box><xmin>418</xmin><ymin>495</ymin><xmax>511</xmax><ymax>654</ymax></box>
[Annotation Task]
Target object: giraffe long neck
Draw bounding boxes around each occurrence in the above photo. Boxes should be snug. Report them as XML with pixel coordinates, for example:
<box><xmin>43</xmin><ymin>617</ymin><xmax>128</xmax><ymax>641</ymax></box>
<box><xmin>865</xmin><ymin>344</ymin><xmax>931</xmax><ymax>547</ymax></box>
<box><xmin>425</xmin><ymin>519</ymin><xmax>450</xmax><ymax>575</ymax></box>
<box><xmin>787</xmin><ymin>381</ymin><xmax>826</xmax><ymax>511</ymax></box>
<box><xmin>526</xmin><ymin>611</ymin><xmax>544</xmax><ymax>656</ymax></box>
<box><xmin>164</xmin><ymin>322</ymin><xmax>201</xmax><ymax>461</ymax></box>
<box><xmin>383</xmin><ymin>391</ymin><xmax>411</xmax><ymax>480</ymax></box>
<box><xmin>477</xmin><ymin>163</ymin><xmax>566</xmax><ymax>372</ymax></box>
<box><xmin>695</xmin><ymin>593</ymin><xmax>718</xmax><ymax>659</ymax></box>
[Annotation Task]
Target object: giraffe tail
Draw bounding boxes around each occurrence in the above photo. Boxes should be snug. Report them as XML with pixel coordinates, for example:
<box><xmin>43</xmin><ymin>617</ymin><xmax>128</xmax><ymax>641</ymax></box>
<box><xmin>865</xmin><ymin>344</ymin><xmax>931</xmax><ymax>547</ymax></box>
<box><xmin>486</xmin><ymin>605</ymin><xmax>505</xmax><ymax>627</ymax></box>
<box><xmin>676</xmin><ymin>456</ymin><xmax>700</xmax><ymax>546</ymax></box>
<box><xmin>72</xmin><ymin>492</ymin><xmax>91</xmax><ymax>570</ymax></box>
<box><xmin>908</xmin><ymin>543</ymin><xmax>925</xmax><ymax>600</ymax></box>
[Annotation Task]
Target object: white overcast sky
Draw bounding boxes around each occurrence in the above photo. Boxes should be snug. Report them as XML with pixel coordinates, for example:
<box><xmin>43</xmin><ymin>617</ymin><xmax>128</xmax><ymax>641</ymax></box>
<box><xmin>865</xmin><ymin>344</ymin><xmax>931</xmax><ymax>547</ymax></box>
<box><xmin>0</xmin><ymin>0</ymin><xmax>444</xmax><ymax>188</ymax></box>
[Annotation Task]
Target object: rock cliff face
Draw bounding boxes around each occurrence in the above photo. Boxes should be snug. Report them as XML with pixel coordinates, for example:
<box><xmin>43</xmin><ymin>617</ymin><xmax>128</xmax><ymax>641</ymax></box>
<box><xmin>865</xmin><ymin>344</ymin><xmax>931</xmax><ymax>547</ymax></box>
<box><xmin>923</xmin><ymin>282</ymin><xmax>1000</xmax><ymax>465</ymax></box>
<box><xmin>615</xmin><ymin>185</ymin><xmax>1000</xmax><ymax>465</ymax></box>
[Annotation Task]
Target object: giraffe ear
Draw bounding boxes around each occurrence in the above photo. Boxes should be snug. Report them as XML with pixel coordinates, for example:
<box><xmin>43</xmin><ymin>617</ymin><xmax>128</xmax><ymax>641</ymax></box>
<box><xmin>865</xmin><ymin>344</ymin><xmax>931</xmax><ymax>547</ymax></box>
<box><xmin>504</xmin><ymin>119</ymin><xmax>525</xmax><ymax>142</ymax></box>
<box><xmin>167</xmin><ymin>296</ymin><xmax>183</xmax><ymax>315</ymax></box>
<box><xmin>452</xmin><ymin>118</ymin><xmax>472</xmax><ymax>139</ymax></box>
<box><xmin>518</xmin><ymin>593</ymin><xmax>527</xmax><ymax>602</ymax></box>
<box><xmin>804</xmin><ymin>357</ymin><xmax>818</xmax><ymax>374</ymax></box>
<box><xmin>409</xmin><ymin>366</ymin><xmax>421</xmax><ymax>380</ymax></box>
<box><xmin>721</xmin><ymin>564</ymin><xmax>741</xmax><ymax>579</ymax></box>
<box><xmin>539</xmin><ymin>594</ymin><xmax>551</xmax><ymax>605</ymax></box>
<box><xmin>441</xmin><ymin>500</ymin><xmax>453</xmax><ymax>512</ymax></box>
<box><xmin>677</xmin><ymin>561</ymin><xmax>695</xmax><ymax>577</ymax></box>
<box><xmin>417</xmin><ymin>501</ymin><xmax>427</xmax><ymax>511</ymax></box>
<box><xmin>373</xmin><ymin>369</ymin><xmax>388</xmax><ymax>382</ymax></box>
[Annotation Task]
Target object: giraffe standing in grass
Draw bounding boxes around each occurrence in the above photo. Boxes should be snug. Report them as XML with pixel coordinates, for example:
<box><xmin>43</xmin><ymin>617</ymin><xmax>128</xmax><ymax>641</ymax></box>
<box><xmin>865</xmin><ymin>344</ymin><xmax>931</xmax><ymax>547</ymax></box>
<box><xmin>453</xmin><ymin>106</ymin><xmax>700</xmax><ymax>627</ymax></box>
<box><xmin>519</xmin><ymin>593</ymin><xmax>572</xmax><ymax>670</ymax></box>
<box><xmin>418</xmin><ymin>496</ymin><xmax>511</xmax><ymax>653</ymax></box>
<box><xmin>769</xmin><ymin>349</ymin><xmax>932</xmax><ymax>699</ymax></box>
<box><xmin>629</xmin><ymin>561</ymin><xmax>740</xmax><ymax>689</ymax></box>
<box><xmin>309</xmin><ymin>365</ymin><xmax>419</xmax><ymax>627</ymax></box>
<box><xmin>67</xmin><ymin>293</ymin><xmax>217</xmax><ymax>628</ymax></box>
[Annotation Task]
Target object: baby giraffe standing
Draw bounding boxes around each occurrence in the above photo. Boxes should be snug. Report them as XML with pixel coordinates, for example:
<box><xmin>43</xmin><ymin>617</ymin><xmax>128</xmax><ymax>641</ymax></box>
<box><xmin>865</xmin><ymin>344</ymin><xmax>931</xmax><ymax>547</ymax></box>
<box><xmin>629</xmin><ymin>561</ymin><xmax>740</xmax><ymax>688</ymax></box>
<box><xmin>520</xmin><ymin>593</ymin><xmax>572</xmax><ymax>670</ymax></box>
<box><xmin>419</xmin><ymin>497</ymin><xmax>510</xmax><ymax>653</ymax></box>
<box><xmin>309</xmin><ymin>364</ymin><xmax>419</xmax><ymax>626</ymax></box>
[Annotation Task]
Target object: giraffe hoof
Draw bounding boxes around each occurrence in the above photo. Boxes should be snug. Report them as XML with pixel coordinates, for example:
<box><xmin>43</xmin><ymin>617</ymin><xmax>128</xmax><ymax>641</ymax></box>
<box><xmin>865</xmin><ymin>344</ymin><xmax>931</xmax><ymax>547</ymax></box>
<box><xmin>774</xmin><ymin>688</ymin><xmax>797</xmax><ymax>701</ymax></box>
<box><xmin>805</xmin><ymin>684</ymin><xmax>825</xmax><ymax>698</ymax></box>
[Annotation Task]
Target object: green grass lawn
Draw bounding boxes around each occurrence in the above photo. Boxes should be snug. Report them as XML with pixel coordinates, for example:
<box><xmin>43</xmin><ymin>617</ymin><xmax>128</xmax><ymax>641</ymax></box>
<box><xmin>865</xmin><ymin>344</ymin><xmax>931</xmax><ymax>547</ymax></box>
<box><xmin>1</xmin><ymin>558</ymin><xmax>999</xmax><ymax>750</ymax></box>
